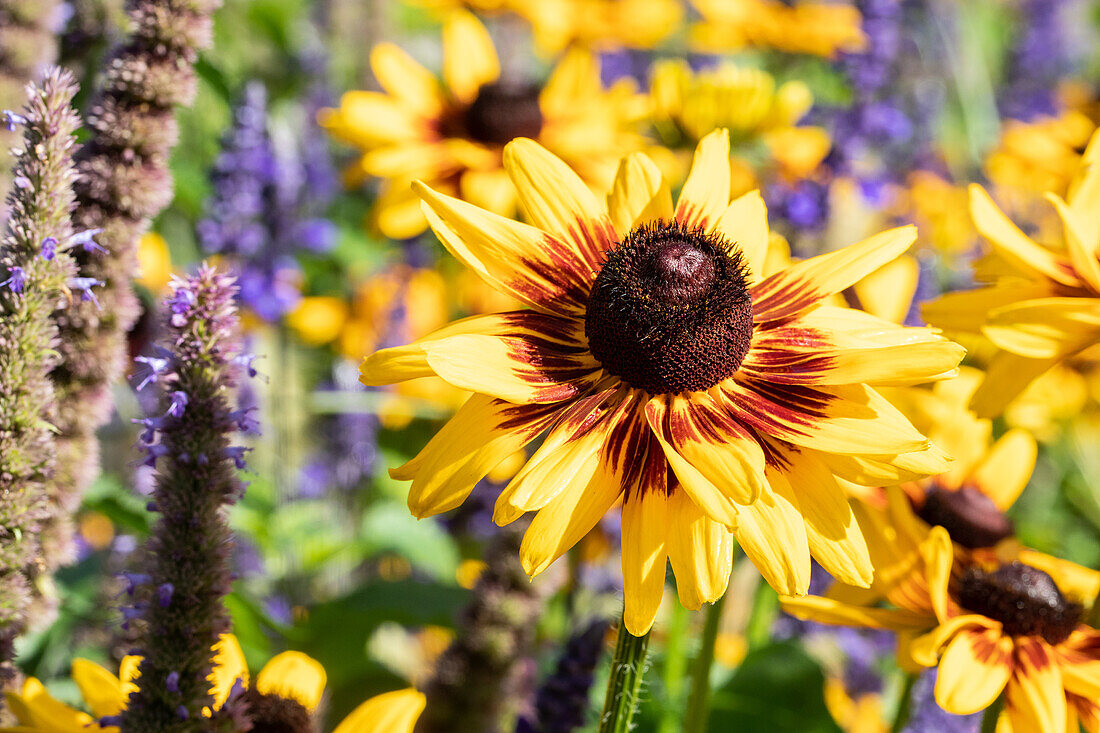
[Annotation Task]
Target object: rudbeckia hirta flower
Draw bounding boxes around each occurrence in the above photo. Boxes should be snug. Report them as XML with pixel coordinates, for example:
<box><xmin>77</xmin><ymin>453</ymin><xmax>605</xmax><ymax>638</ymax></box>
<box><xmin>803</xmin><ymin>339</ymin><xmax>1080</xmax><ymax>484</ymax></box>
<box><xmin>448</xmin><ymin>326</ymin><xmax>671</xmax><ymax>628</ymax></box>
<box><xmin>783</xmin><ymin>528</ymin><xmax>1100</xmax><ymax>733</ymax></box>
<box><xmin>512</xmin><ymin>0</ymin><xmax>684</xmax><ymax>54</ymax></box>
<box><xmin>924</xmin><ymin>129</ymin><xmax>1100</xmax><ymax>417</ymax></box>
<box><xmin>689</xmin><ymin>0</ymin><xmax>866</xmax><ymax>58</ymax></box>
<box><xmin>320</xmin><ymin>10</ymin><xmax>644</xmax><ymax>239</ymax></box>
<box><xmin>362</xmin><ymin>130</ymin><xmax>964</xmax><ymax>635</ymax></box>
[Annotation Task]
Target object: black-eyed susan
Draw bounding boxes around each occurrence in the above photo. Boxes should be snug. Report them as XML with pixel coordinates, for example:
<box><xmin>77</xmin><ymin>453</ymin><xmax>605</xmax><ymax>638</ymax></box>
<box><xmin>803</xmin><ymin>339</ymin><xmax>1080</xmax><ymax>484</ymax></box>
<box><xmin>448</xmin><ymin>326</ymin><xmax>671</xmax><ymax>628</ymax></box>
<box><xmin>320</xmin><ymin>10</ymin><xmax>644</xmax><ymax>239</ymax></box>
<box><xmin>688</xmin><ymin>0</ymin><xmax>866</xmax><ymax>58</ymax></box>
<box><xmin>648</xmin><ymin>60</ymin><xmax>831</xmax><ymax>190</ymax></box>
<box><xmin>361</xmin><ymin>129</ymin><xmax>965</xmax><ymax>634</ymax></box>
<box><xmin>923</xmin><ymin>129</ymin><xmax>1100</xmax><ymax>418</ymax></box>
<box><xmin>783</xmin><ymin>526</ymin><xmax>1100</xmax><ymax>733</ymax></box>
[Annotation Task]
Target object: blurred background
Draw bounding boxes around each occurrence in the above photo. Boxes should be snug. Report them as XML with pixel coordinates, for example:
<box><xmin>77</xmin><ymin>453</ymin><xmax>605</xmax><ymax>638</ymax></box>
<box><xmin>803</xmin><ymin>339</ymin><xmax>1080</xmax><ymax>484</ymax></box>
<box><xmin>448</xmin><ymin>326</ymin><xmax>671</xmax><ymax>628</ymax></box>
<box><xmin>9</xmin><ymin>0</ymin><xmax>1100</xmax><ymax>730</ymax></box>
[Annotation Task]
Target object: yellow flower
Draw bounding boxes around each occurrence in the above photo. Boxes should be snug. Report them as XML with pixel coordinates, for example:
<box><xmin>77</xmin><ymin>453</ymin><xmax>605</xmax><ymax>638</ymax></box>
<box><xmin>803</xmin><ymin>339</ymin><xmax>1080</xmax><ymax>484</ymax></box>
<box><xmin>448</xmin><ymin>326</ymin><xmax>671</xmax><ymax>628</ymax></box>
<box><xmin>923</xmin><ymin>130</ymin><xmax>1100</xmax><ymax>417</ymax></box>
<box><xmin>984</xmin><ymin>111</ymin><xmax>1095</xmax><ymax>201</ymax></box>
<box><xmin>649</xmin><ymin>60</ymin><xmax>830</xmax><ymax>184</ymax></box>
<box><xmin>287</xmin><ymin>296</ymin><xmax>350</xmax><ymax>346</ymax></box>
<box><xmin>689</xmin><ymin>0</ymin><xmax>866</xmax><ymax>58</ymax></box>
<box><xmin>512</xmin><ymin>0</ymin><xmax>683</xmax><ymax>54</ymax></box>
<box><xmin>320</xmin><ymin>10</ymin><xmax>644</xmax><ymax>239</ymax></box>
<box><xmin>783</xmin><ymin>526</ymin><xmax>1100</xmax><ymax>733</ymax></box>
<box><xmin>136</xmin><ymin>231</ymin><xmax>173</xmax><ymax>292</ymax></box>
<box><xmin>361</xmin><ymin>129</ymin><xmax>964</xmax><ymax>635</ymax></box>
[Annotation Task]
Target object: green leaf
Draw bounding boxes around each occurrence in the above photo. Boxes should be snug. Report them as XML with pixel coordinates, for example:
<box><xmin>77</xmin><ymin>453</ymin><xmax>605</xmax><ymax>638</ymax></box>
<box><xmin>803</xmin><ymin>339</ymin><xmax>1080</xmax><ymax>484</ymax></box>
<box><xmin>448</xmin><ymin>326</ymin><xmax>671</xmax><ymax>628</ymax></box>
<box><xmin>707</xmin><ymin>640</ymin><xmax>842</xmax><ymax>733</ymax></box>
<box><xmin>359</xmin><ymin>503</ymin><xmax>459</xmax><ymax>582</ymax></box>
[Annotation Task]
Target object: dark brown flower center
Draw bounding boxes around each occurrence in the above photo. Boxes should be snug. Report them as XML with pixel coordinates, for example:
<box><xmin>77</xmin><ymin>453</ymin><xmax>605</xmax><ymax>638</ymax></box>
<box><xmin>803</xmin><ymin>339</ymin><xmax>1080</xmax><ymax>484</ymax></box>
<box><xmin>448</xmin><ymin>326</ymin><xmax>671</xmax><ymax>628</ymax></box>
<box><xmin>958</xmin><ymin>562</ymin><xmax>1082</xmax><ymax>645</ymax></box>
<box><xmin>584</xmin><ymin>220</ymin><xmax>753</xmax><ymax>394</ymax></box>
<box><xmin>915</xmin><ymin>485</ymin><xmax>1014</xmax><ymax>549</ymax></box>
<box><xmin>243</xmin><ymin>688</ymin><xmax>313</xmax><ymax>733</ymax></box>
<box><xmin>462</xmin><ymin>82</ymin><xmax>544</xmax><ymax>145</ymax></box>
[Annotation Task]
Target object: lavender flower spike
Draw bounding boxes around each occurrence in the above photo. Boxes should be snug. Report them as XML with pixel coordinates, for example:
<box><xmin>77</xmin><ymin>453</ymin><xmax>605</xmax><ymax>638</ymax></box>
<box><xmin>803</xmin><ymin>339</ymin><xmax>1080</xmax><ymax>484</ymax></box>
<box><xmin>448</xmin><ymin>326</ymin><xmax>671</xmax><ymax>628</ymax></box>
<box><xmin>121</xmin><ymin>264</ymin><xmax>245</xmax><ymax>731</ymax></box>
<box><xmin>0</xmin><ymin>68</ymin><xmax>81</xmax><ymax>688</ymax></box>
<box><xmin>45</xmin><ymin>0</ymin><xmax>222</xmax><ymax>591</ymax></box>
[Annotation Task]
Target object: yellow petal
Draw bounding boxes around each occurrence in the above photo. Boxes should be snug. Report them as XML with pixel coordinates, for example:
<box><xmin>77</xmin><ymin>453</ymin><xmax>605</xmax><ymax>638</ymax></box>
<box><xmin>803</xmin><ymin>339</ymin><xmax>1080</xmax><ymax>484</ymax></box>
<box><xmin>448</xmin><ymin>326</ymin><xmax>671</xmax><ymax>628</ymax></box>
<box><xmin>459</xmin><ymin>168</ymin><xmax>516</xmax><ymax>217</ymax></box>
<box><xmin>666</xmin><ymin>489</ymin><xmax>734</xmax><ymax>609</ymax></box>
<box><xmin>538</xmin><ymin>46</ymin><xmax>602</xmax><ymax>117</ymax></box>
<box><xmin>715</xmin><ymin>190</ymin><xmax>769</xmax><ymax>280</ymax></box>
<box><xmin>922</xmin><ymin>281</ymin><xmax>1054</xmax><ymax>336</ymax></box>
<box><xmin>983</xmin><ymin>297</ymin><xmax>1100</xmax><ymax>359</ymax></box>
<box><xmin>443</xmin><ymin>10</ymin><xmax>500</xmax><ymax>103</ymax></box>
<box><xmin>969</xmin><ymin>183</ymin><xmax>1080</xmax><ymax>287</ymax></box>
<box><xmin>370</xmin><ymin>43</ymin><xmax>443</xmax><ymax>118</ymax></box>
<box><xmin>504</xmin><ymin>137</ymin><xmax>615</xmax><ymax>267</ymax></box>
<box><xmin>907</xmin><ymin>614</ymin><xmax>998</xmax><ymax>667</ymax></box>
<box><xmin>321</xmin><ymin>91</ymin><xmax>428</xmax><ymax>148</ymax></box>
<box><xmin>621</xmin><ymin>486</ymin><xmax>670</xmax><ymax>636</ymax></box>
<box><xmin>853</xmin><ymin>255</ymin><xmax>919</xmax><ymax>325</ymax></box>
<box><xmin>256</xmin><ymin>651</ymin><xmax>327</xmax><ymax>712</ymax></box>
<box><xmin>396</xmin><ymin>394</ymin><xmax>560</xmax><ymax>517</ymax></box>
<box><xmin>15</xmin><ymin>677</ymin><xmax>96</xmax><ymax>731</ymax></box>
<box><xmin>421</xmin><ymin>332</ymin><xmax>600</xmax><ymax>404</ymax></box>
<box><xmin>606</xmin><ymin>152</ymin><xmax>672</xmax><ymax>237</ymax></box>
<box><xmin>645</xmin><ymin>391</ymin><xmax>766</xmax><ymax>516</ymax></box>
<box><xmin>675</xmin><ymin>129</ymin><xmax>731</xmax><ymax>230</ymax></box>
<box><xmin>735</xmin><ymin>471</ymin><xmax>810</xmax><ymax>596</ymax></box>
<box><xmin>1046</xmin><ymin>192</ymin><xmax>1100</xmax><ymax>293</ymax></box>
<box><xmin>934</xmin><ymin>628</ymin><xmax>1014</xmax><ymax>714</ymax></box>
<box><xmin>417</xmin><ymin>181</ymin><xmax>594</xmax><ymax>314</ymax></box>
<box><xmin>776</xmin><ymin>450</ymin><xmax>872</xmax><ymax>588</ymax></box>
<box><xmin>968</xmin><ymin>429</ymin><xmax>1036</xmax><ymax>511</ymax></box>
<box><xmin>969</xmin><ymin>351</ymin><xmax>1057</xmax><ymax>419</ymax></box>
<box><xmin>1005</xmin><ymin>639</ymin><xmax>1067</xmax><ymax>733</ymax></box>
<box><xmin>72</xmin><ymin>659</ymin><xmax>127</xmax><ymax>719</ymax></box>
<box><xmin>519</xmin><ymin>447</ymin><xmax>622</xmax><ymax>578</ymax></box>
<box><xmin>210</xmin><ymin>634</ymin><xmax>249</xmax><ymax>709</ymax></box>
<box><xmin>779</xmin><ymin>594</ymin><xmax>932</xmax><ymax>630</ymax></box>
<box><xmin>751</xmin><ymin>226</ymin><xmax>917</xmax><ymax>323</ymax></box>
<box><xmin>333</xmin><ymin>688</ymin><xmax>426</xmax><ymax>733</ymax></box>
<box><xmin>920</xmin><ymin>526</ymin><xmax>954</xmax><ymax>623</ymax></box>
<box><xmin>1059</xmin><ymin>631</ymin><xmax>1100</xmax><ymax>701</ymax></box>
<box><xmin>373</xmin><ymin>178</ymin><xmax>430</xmax><ymax>239</ymax></box>
<box><xmin>722</xmin><ymin>380</ymin><xmax>931</xmax><ymax>457</ymax></box>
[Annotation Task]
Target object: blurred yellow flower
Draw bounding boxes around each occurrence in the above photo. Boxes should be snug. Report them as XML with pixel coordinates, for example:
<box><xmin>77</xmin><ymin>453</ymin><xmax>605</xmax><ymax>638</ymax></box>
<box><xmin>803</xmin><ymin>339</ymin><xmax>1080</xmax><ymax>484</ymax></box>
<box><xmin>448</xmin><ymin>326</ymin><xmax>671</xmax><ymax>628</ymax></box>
<box><xmin>513</xmin><ymin>0</ymin><xmax>683</xmax><ymax>54</ymax></box>
<box><xmin>649</xmin><ymin>60</ymin><xmax>830</xmax><ymax>187</ymax></box>
<box><xmin>320</xmin><ymin>10</ymin><xmax>644</xmax><ymax>239</ymax></box>
<box><xmin>287</xmin><ymin>296</ymin><xmax>350</xmax><ymax>346</ymax></box>
<box><xmin>334</xmin><ymin>688</ymin><xmax>425</xmax><ymax>733</ymax></box>
<box><xmin>924</xmin><ymin>130</ymin><xmax>1100</xmax><ymax>417</ymax></box>
<box><xmin>902</xmin><ymin>171</ymin><xmax>976</xmax><ymax>256</ymax></box>
<box><xmin>689</xmin><ymin>0</ymin><xmax>866</xmax><ymax>58</ymax></box>
<box><xmin>136</xmin><ymin>231</ymin><xmax>173</xmax><ymax>292</ymax></box>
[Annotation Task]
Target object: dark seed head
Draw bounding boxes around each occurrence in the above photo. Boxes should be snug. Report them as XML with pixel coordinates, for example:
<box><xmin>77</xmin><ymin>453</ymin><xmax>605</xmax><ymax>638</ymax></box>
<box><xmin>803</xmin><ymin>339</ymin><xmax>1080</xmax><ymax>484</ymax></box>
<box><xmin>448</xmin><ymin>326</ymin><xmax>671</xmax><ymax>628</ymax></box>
<box><xmin>584</xmin><ymin>220</ymin><xmax>753</xmax><ymax>394</ymax></box>
<box><xmin>958</xmin><ymin>562</ymin><xmax>1082</xmax><ymax>645</ymax></box>
<box><xmin>243</xmin><ymin>687</ymin><xmax>313</xmax><ymax>733</ymax></box>
<box><xmin>461</xmin><ymin>82</ymin><xmax>544</xmax><ymax>145</ymax></box>
<box><xmin>916</xmin><ymin>485</ymin><xmax>1015</xmax><ymax>549</ymax></box>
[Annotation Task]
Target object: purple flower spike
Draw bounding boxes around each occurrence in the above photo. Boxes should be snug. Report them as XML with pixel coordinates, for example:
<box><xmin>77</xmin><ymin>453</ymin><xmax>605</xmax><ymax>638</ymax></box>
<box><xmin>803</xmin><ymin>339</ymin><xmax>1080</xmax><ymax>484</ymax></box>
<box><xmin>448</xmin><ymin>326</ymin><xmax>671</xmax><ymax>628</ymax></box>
<box><xmin>165</xmin><ymin>671</ymin><xmax>180</xmax><ymax>693</ymax></box>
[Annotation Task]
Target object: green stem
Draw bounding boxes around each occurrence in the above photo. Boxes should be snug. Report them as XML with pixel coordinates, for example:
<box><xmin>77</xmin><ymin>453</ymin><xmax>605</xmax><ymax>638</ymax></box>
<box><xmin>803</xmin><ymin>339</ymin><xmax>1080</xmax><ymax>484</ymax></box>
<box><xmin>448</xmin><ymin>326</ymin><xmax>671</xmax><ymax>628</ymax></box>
<box><xmin>657</xmin><ymin>603</ymin><xmax>690</xmax><ymax>733</ymax></box>
<box><xmin>599</xmin><ymin>614</ymin><xmax>652</xmax><ymax>733</ymax></box>
<box><xmin>889</xmin><ymin>672</ymin><xmax>918</xmax><ymax>733</ymax></box>
<box><xmin>683</xmin><ymin>593</ymin><xmax>727</xmax><ymax>733</ymax></box>
<box><xmin>980</xmin><ymin>692</ymin><xmax>1005</xmax><ymax>733</ymax></box>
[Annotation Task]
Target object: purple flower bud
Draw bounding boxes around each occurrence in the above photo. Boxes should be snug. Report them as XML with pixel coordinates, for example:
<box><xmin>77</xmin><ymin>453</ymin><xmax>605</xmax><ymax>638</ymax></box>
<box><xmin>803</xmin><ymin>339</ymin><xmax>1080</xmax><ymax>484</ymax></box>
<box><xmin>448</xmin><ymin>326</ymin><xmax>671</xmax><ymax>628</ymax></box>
<box><xmin>166</xmin><ymin>671</ymin><xmax>179</xmax><ymax>693</ymax></box>
<box><xmin>139</xmin><ymin>443</ymin><xmax>170</xmax><ymax>468</ymax></box>
<box><xmin>40</xmin><ymin>237</ymin><xmax>58</xmax><ymax>261</ymax></box>
<box><xmin>166</xmin><ymin>391</ymin><xmax>189</xmax><ymax>418</ymax></box>
<box><xmin>157</xmin><ymin>583</ymin><xmax>174</xmax><ymax>608</ymax></box>
<box><xmin>72</xmin><ymin>228</ymin><xmax>107</xmax><ymax>254</ymax></box>
<box><xmin>223</xmin><ymin>446</ymin><xmax>251</xmax><ymax>470</ymax></box>
<box><xmin>234</xmin><ymin>353</ymin><xmax>261</xmax><ymax>379</ymax></box>
<box><xmin>176</xmin><ymin>705</ymin><xmax>189</xmax><ymax>721</ymax></box>
<box><xmin>12</xmin><ymin>176</ymin><xmax>30</xmax><ymax>190</ymax></box>
<box><xmin>228</xmin><ymin>407</ymin><xmax>260</xmax><ymax>433</ymax></box>
<box><xmin>1</xmin><ymin>266</ymin><xmax>26</xmax><ymax>293</ymax></box>
<box><xmin>134</xmin><ymin>356</ymin><xmax>171</xmax><ymax>391</ymax></box>
<box><xmin>68</xmin><ymin>277</ymin><xmax>105</xmax><ymax>308</ymax></box>
<box><xmin>2</xmin><ymin>110</ymin><xmax>27</xmax><ymax>131</ymax></box>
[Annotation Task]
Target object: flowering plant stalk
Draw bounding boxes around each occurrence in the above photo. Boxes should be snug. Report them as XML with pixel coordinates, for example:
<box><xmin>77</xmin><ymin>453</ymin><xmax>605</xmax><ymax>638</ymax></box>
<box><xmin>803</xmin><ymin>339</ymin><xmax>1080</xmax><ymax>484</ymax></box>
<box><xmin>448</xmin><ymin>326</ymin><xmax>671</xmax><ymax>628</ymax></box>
<box><xmin>45</xmin><ymin>0</ymin><xmax>221</xmax><ymax>581</ymax></box>
<box><xmin>0</xmin><ymin>68</ymin><xmax>80</xmax><ymax>687</ymax></box>
<box><xmin>120</xmin><ymin>265</ymin><xmax>247</xmax><ymax>730</ymax></box>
